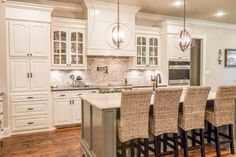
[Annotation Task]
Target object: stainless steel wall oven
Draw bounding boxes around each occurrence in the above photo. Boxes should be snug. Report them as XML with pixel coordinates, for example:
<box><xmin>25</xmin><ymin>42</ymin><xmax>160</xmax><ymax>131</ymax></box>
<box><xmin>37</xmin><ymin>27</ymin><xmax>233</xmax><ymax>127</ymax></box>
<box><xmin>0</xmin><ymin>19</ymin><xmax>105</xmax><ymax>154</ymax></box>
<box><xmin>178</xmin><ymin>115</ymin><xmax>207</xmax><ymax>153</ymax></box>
<box><xmin>169</xmin><ymin>61</ymin><xmax>190</xmax><ymax>85</ymax></box>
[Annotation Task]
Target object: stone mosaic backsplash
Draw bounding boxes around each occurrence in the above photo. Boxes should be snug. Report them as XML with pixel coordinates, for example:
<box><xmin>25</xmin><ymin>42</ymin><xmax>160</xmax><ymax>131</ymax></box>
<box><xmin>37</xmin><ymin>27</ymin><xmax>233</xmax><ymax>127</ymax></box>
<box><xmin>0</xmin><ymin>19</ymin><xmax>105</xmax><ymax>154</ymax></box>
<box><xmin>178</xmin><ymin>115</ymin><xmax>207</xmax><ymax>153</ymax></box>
<box><xmin>50</xmin><ymin>56</ymin><xmax>161</xmax><ymax>87</ymax></box>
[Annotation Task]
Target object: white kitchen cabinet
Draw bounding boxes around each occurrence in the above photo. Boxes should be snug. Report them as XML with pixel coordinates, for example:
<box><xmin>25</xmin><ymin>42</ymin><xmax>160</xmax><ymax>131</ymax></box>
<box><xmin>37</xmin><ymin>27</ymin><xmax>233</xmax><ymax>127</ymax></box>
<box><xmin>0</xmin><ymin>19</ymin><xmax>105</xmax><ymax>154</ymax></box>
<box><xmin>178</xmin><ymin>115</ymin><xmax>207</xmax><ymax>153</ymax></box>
<box><xmin>10</xmin><ymin>59</ymin><xmax>30</xmax><ymax>92</ymax></box>
<box><xmin>161</xmin><ymin>21</ymin><xmax>191</xmax><ymax>61</ymax></box>
<box><xmin>51</xmin><ymin>18</ymin><xmax>86</xmax><ymax>69</ymax></box>
<box><xmin>53</xmin><ymin>90</ymin><xmax>90</xmax><ymax>126</ymax></box>
<box><xmin>30</xmin><ymin>23</ymin><xmax>49</xmax><ymax>57</ymax></box>
<box><xmin>11</xmin><ymin>59</ymin><xmax>49</xmax><ymax>92</ymax></box>
<box><xmin>9</xmin><ymin>21</ymin><xmax>49</xmax><ymax>57</ymax></box>
<box><xmin>133</xmin><ymin>26</ymin><xmax>161</xmax><ymax>69</ymax></box>
<box><xmin>167</xmin><ymin>34</ymin><xmax>190</xmax><ymax>60</ymax></box>
<box><xmin>72</xmin><ymin>99</ymin><xmax>82</xmax><ymax>124</ymax></box>
<box><xmin>9</xmin><ymin>21</ymin><xmax>29</xmax><ymax>57</ymax></box>
<box><xmin>54</xmin><ymin>99</ymin><xmax>72</xmax><ymax>126</ymax></box>
<box><xmin>30</xmin><ymin>59</ymin><xmax>49</xmax><ymax>91</ymax></box>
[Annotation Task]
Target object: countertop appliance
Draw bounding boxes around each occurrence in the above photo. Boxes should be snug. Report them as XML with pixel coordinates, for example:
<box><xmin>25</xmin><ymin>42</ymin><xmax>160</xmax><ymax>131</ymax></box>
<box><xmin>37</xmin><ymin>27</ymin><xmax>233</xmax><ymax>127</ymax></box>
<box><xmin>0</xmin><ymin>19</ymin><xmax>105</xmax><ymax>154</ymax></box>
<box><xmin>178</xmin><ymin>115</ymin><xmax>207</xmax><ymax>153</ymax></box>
<box><xmin>168</xmin><ymin>60</ymin><xmax>190</xmax><ymax>85</ymax></box>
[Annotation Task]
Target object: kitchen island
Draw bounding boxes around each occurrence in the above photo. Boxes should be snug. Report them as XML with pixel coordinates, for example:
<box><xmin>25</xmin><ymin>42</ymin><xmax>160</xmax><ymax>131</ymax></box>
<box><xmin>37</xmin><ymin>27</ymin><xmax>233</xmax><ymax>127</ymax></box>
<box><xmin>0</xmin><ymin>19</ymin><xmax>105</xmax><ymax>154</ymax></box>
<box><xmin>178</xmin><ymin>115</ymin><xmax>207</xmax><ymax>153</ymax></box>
<box><xmin>80</xmin><ymin>92</ymin><xmax>235</xmax><ymax>157</ymax></box>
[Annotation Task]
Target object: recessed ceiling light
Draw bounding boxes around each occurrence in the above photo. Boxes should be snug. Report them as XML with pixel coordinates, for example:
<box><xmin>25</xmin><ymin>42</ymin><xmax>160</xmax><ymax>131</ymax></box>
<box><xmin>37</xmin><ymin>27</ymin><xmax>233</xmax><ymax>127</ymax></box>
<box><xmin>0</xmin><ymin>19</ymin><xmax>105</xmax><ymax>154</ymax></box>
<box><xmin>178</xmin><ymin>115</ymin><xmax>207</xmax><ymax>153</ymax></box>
<box><xmin>173</xmin><ymin>0</ymin><xmax>183</xmax><ymax>7</ymax></box>
<box><xmin>215</xmin><ymin>11</ymin><xmax>226</xmax><ymax>17</ymax></box>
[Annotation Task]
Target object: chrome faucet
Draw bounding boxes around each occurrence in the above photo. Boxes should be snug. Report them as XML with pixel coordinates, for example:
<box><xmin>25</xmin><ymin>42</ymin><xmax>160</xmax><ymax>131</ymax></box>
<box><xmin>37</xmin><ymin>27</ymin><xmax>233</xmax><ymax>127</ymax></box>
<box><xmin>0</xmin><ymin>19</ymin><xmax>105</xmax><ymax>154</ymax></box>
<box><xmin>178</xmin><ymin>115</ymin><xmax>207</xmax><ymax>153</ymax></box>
<box><xmin>156</xmin><ymin>73</ymin><xmax>162</xmax><ymax>88</ymax></box>
<box><xmin>151</xmin><ymin>73</ymin><xmax>162</xmax><ymax>90</ymax></box>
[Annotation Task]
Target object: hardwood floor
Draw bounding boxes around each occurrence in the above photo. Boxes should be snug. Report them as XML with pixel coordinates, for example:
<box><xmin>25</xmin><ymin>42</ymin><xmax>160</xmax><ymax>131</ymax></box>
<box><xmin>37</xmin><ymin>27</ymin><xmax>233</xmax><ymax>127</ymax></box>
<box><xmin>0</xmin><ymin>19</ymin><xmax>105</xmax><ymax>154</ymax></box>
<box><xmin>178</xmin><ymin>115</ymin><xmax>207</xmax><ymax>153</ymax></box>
<box><xmin>0</xmin><ymin>127</ymin><xmax>235</xmax><ymax>157</ymax></box>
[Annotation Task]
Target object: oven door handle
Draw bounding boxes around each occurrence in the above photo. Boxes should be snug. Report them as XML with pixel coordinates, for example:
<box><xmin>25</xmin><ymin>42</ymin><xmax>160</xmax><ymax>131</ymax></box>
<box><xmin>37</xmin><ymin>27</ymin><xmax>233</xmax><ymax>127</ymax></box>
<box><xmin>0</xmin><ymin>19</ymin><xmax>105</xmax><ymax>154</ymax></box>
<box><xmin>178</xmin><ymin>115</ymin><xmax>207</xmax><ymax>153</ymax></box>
<box><xmin>169</xmin><ymin>66</ymin><xmax>190</xmax><ymax>69</ymax></box>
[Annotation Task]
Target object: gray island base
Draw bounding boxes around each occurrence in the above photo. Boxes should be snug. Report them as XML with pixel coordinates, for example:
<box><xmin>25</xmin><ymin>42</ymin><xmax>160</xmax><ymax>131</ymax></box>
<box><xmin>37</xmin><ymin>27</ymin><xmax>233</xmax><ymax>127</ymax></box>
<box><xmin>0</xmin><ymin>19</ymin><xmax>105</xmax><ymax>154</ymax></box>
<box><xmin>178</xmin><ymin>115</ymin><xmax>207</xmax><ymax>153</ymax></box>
<box><xmin>80</xmin><ymin>93</ymin><xmax>235</xmax><ymax>157</ymax></box>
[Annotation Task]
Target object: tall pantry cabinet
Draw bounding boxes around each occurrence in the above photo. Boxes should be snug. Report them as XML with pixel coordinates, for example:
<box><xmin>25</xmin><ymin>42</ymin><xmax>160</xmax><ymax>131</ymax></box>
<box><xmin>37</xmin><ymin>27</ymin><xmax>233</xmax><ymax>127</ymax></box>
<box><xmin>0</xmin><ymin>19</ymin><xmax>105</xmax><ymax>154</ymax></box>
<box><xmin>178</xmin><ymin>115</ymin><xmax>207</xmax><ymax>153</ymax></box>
<box><xmin>0</xmin><ymin>1</ymin><xmax>53</xmax><ymax>135</ymax></box>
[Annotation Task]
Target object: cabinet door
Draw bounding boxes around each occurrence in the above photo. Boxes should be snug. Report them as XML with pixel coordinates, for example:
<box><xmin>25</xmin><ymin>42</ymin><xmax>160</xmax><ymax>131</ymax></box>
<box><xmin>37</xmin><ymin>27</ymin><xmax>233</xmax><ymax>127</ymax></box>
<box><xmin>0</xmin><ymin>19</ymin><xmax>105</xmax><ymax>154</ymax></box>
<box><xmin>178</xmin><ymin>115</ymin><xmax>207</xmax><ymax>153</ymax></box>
<box><xmin>30</xmin><ymin>23</ymin><xmax>49</xmax><ymax>57</ymax></box>
<box><xmin>168</xmin><ymin>34</ymin><xmax>190</xmax><ymax>60</ymax></box>
<box><xmin>52</xmin><ymin>29</ymin><xmax>69</xmax><ymax>67</ymax></box>
<box><xmin>69</xmin><ymin>30</ymin><xmax>85</xmax><ymax>67</ymax></box>
<box><xmin>72</xmin><ymin>98</ymin><xmax>82</xmax><ymax>124</ymax></box>
<box><xmin>136</xmin><ymin>36</ymin><xmax>147</xmax><ymax>66</ymax></box>
<box><xmin>9</xmin><ymin>21</ymin><xmax>29</xmax><ymax>57</ymax></box>
<box><xmin>54</xmin><ymin>99</ymin><xmax>72</xmax><ymax>126</ymax></box>
<box><xmin>10</xmin><ymin>59</ymin><xmax>30</xmax><ymax>92</ymax></box>
<box><xmin>30</xmin><ymin>59</ymin><xmax>49</xmax><ymax>91</ymax></box>
<box><xmin>148</xmin><ymin>37</ymin><xmax>159</xmax><ymax>66</ymax></box>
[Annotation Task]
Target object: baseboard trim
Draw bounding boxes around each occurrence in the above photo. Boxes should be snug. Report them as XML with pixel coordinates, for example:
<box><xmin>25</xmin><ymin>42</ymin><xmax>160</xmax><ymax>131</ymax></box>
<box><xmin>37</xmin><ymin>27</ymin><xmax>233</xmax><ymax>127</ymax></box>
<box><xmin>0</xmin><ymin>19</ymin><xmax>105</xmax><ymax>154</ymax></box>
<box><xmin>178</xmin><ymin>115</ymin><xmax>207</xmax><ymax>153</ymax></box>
<box><xmin>2</xmin><ymin>127</ymin><xmax>11</xmax><ymax>138</ymax></box>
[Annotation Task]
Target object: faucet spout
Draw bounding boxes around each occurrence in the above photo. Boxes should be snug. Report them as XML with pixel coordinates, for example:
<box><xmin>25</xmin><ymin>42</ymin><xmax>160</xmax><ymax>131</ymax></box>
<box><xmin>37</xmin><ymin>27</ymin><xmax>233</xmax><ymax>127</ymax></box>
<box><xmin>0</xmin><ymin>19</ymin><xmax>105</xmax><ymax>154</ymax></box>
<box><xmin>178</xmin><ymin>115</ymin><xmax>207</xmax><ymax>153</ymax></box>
<box><xmin>156</xmin><ymin>73</ymin><xmax>162</xmax><ymax>88</ymax></box>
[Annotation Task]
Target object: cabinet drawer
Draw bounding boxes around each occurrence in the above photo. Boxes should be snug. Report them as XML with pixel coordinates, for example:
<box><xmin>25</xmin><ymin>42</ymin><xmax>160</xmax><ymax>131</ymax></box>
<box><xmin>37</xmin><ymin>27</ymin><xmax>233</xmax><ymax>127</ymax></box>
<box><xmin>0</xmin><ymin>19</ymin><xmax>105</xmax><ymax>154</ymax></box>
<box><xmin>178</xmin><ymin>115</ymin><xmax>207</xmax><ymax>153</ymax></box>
<box><xmin>12</xmin><ymin>101</ymin><xmax>48</xmax><ymax>117</ymax></box>
<box><xmin>54</xmin><ymin>92</ymin><xmax>72</xmax><ymax>99</ymax></box>
<box><xmin>72</xmin><ymin>90</ymin><xmax>89</xmax><ymax>98</ymax></box>
<box><xmin>12</xmin><ymin>115</ymin><xmax>48</xmax><ymax>131</ymax></box>
<box><xmin>11</xmin><ymin>93</ymin><xmax>48</xmax><ymax>102</ymax></box>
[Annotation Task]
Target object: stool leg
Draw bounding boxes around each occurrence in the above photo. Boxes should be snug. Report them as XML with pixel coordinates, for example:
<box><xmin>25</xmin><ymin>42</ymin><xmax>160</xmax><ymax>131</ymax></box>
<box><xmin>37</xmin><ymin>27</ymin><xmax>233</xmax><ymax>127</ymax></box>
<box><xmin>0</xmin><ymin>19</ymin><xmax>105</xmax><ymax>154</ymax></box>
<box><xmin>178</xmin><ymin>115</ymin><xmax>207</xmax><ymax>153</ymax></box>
<box><xmin>131</xmin><ymin>141</ymin><xmax>134</xmax><ymax>157</ymax></box>
<box><xmin>182</xmin><ymin>129</ymin><xmax>189</xmax><ymax>157</ymax></box>
<box><xmin>154</xmin><ymin>136</ymin><xmax>161</xmax><ymax>157</ymax></box>
<box><xmin>229</xmin><ymin>124</ymin><xmax>235</xmax><ymax>154</ymax></box>
<box><xmin>137</xmin><ymin>139</ymin><xmax>141</xmax><ymax>157</ymax></box>
<box><xmin>163</xmin><ymin>134</ymin><xmax>167</xmax><ymax>152</ymax></box>
<box><xmin>200</xmin><ymin>129</ymin><xmax>205</xmax><ymax>157</ymax></box>
<box><xmin>122</xmin><ymin>142</ymin><xmax>126</xmax><ymax>157</ymax></box>
<box><xmin>174</xmin><ymin>133</ymin><xmax>179</xmax><ymax>157</ymax></box>
<box><xmin>192</xmin><ymin>130</ymin><xmax>196</xmax><ymax>146</ymax></box>
<box><xmin>214</xmin><ymin>127</ymin><xmax>221</xmax><ymax>157</ymax></box>
<box><xmin>144</xmin><ymin>139</ymin><xmax>149</xmax><ymax>157</ymax></box>
<box><xmin>207</xmin><ymin>122</ymin><xmax>212</xmax><ymax>144</ymax></box>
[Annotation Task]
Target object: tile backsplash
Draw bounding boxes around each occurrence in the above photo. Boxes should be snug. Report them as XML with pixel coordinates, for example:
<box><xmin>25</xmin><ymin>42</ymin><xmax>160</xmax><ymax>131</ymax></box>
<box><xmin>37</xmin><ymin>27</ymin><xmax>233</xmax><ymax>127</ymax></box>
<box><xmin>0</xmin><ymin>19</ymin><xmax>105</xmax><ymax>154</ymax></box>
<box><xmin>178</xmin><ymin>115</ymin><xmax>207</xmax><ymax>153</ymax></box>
<box><xmin>50</xmin><ymin>56</ymin><xmax>160</xmax><ymax>87</ymax></box>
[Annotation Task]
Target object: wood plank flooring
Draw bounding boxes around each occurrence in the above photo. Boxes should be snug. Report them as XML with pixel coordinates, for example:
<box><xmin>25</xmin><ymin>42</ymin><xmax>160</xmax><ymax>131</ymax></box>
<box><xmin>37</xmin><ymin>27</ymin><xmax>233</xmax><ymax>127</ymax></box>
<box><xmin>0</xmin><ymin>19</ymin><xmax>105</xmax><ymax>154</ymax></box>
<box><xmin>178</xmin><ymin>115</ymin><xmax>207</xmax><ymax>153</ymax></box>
<box><xmin>0</xmin><ymin>127</ymin><xmax>235</xmax><ymax>157</ymax></box>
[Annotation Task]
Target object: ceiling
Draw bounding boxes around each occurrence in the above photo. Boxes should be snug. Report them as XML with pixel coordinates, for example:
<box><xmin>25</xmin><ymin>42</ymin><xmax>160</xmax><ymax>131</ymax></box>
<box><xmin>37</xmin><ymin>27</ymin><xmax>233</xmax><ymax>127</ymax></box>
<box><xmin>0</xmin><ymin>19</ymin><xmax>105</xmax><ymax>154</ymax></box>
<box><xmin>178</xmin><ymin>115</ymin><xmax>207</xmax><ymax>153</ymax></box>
<box><xmin>95</xmin><ymin>0</ymin><xmax>236</xmax><ymax>24</ymax></box>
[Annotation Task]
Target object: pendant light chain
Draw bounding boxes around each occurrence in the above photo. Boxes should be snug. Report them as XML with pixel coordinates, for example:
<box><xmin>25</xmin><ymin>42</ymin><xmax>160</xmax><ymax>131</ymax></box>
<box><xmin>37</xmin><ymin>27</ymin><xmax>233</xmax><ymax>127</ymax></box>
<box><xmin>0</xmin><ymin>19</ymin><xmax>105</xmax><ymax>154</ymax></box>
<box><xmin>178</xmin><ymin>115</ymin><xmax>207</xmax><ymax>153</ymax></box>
<box><xmin>184</xmin><ymin>0</ymin><xmax>186</xmax><ymax>30</ymax></box>
<box><xmin>117</xmin><ymin>0</ymin><xmax>120</xmax><ymax>49</ymax></box>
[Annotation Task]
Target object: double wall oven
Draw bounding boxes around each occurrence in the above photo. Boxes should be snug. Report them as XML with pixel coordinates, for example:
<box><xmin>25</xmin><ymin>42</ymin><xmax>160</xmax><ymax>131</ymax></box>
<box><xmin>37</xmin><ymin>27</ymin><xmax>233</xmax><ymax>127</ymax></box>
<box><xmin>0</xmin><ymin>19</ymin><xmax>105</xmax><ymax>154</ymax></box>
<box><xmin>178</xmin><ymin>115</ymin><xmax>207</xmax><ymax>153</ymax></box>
<box><xmin>168</xmin><ymin>61</ymin><xmax>190</xmax><ymax>85</ymax></box>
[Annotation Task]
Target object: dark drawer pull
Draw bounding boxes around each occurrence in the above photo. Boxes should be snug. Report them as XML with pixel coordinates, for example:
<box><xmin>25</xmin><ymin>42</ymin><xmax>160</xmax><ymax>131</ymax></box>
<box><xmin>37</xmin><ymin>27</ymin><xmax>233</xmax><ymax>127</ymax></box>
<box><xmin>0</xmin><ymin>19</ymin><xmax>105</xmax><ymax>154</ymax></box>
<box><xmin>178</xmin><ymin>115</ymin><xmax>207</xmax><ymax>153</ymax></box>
<box><xmin>27</xmin><ymin>108</ymin><xmax>34</xmax><ymax>111</ymax></box>
<box><xmin>91</xmin><ymin>91</ymin><xmax>97</xmax><ymax>93</ymax></box>
<box><xmin>27</xmin><ymin>97</ymin><xmax>34</xmax><ymax>99</ymax></box>
<box><xmin>0</xmin><ymin>112</ymin><xmax>3</xmax><ymax>115</ymax></box>
<box><xmin>28</xmin><ymin>122</ymin><xmax>34</xmax><ymax>125</ymax></box>
<box><xmin>77</xmin><ymin>94</ymin><xmax>83</xmax><ymax>96</ymax></box>
<box><xmin>60</xmin><ymin>94</ymin><xmax>66</xmax><ymax>97</ymax></box>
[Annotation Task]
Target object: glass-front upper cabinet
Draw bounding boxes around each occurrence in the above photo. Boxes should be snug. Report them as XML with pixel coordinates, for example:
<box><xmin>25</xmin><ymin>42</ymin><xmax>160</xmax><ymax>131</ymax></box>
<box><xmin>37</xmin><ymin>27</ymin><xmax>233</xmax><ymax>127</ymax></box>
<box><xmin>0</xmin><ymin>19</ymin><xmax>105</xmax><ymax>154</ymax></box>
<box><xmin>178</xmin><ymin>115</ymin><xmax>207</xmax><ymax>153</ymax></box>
<box><xmin>70</xmin><ymin>32</ymin><xmax>84</xmax><ymax>66</ymax></box>
<box><xmin>53</xmin><ymin>30</ymin><xmax>67</xmax><ymax>66</ymax></box>
<box><xmin>136</xmin><ymin>34</ymin><xmax>160</xmax><ymax>68</ymax></box>
<box><xmin>52</xmin><ymin>28</ymin><xmax>85</xmax><ymax>69</ymax></box>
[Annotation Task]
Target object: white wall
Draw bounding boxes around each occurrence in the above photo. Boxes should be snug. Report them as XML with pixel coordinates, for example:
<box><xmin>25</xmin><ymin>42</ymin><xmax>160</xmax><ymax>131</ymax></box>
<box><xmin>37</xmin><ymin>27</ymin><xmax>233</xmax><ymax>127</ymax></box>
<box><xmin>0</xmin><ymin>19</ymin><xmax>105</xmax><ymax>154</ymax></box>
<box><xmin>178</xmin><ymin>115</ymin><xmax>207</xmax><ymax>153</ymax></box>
<box><xmin>193</xmin><ymin>25</ymin><xmax>236</xmax><ymax>91</ymax></box>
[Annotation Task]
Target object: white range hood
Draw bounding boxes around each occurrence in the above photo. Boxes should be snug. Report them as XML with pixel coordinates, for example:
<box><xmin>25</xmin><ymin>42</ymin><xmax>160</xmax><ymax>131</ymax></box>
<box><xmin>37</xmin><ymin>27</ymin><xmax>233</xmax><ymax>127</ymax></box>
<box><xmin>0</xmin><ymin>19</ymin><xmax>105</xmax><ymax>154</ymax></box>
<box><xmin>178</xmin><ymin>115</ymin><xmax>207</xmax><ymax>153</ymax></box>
<box><xmin>86</xmin><ymin>1</ymin><xmax>140</xmax><ymax>57</ymax></box>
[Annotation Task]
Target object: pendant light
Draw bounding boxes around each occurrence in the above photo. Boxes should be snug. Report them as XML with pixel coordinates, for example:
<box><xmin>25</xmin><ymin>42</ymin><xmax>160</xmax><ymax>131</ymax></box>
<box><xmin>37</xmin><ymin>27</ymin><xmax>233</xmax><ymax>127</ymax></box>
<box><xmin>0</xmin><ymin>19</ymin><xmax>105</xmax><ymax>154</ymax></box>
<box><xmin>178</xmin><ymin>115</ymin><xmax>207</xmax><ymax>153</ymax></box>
<box><xmin>179</xmin><ymin>0</ymin><xmax>194</xmax><ymax>52</ymax></box>
<box><xmin>112</xmin><ymin>0</ymin><xmax>125</xmax><ymax>49</ymax></box>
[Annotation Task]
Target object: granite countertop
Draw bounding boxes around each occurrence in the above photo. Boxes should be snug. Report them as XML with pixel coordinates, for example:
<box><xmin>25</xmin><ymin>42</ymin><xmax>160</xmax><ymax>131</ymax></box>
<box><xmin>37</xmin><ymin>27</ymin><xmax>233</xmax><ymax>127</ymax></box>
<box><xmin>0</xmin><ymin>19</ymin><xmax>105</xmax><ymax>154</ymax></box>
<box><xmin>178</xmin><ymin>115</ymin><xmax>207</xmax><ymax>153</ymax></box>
<box><xmin>81</xmin><ymin>92</ymin><xmax>216</xmax><ymax>110</ymax></box>
<box><xmin>51</xmin><ymin>84</ymin><xmax>169</xmax><ymax>91</ymax></box>
<box><xmin>51</xmin><ymin>86</ymin><xmax>99</xmax><ymax>92</ymax></box>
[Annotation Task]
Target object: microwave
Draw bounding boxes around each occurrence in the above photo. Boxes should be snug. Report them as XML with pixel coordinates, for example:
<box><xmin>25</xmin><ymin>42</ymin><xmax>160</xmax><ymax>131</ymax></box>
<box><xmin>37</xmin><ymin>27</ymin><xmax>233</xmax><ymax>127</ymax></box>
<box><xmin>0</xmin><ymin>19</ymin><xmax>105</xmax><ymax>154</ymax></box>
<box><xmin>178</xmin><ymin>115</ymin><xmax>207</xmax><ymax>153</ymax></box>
<box><xmin>168</xmin><ymin>61</ymin><xmax>190</xmax><ymax>85</ymax></box>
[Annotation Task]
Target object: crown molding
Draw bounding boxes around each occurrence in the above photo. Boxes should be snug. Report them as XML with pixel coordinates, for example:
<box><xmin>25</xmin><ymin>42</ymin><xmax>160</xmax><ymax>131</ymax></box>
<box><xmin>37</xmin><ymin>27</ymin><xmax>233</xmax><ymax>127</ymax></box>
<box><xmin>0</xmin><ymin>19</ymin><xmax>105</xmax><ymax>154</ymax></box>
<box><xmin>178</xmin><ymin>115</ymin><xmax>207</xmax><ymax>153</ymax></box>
<box><xmin>137</xmin><ymin>12</ymin><xmax>236</xmax><ymax>30</ymax></box>
<box><xmin>4</xmin><ymin>0</ymin><xmax>54</xmax><ymax>12</ymax></box>
<box><xmin>84</xmin><ymin>0</ymin><xmax>140</xmax><ymax>14</ymax></box>
<box><xmin>41</xmin><ymin>0</ymin><xmax>83</xmax><ymax>13</ymax></box>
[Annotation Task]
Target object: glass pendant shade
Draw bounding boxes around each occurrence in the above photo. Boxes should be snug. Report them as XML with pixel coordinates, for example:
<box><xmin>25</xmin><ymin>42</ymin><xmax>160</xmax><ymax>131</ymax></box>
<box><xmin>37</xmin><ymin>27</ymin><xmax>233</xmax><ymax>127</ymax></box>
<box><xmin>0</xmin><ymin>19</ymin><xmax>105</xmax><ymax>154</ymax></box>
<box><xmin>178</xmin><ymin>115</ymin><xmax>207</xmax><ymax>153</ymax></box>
<box><xmin>112</xmin><ymin>23</ymin><xmax>125</xmax><ymax>48</ymax></box>
<box><xmin>179</xmin><ymin>29</ymin><xmax>194</xmax><ymax>52</ymax></box>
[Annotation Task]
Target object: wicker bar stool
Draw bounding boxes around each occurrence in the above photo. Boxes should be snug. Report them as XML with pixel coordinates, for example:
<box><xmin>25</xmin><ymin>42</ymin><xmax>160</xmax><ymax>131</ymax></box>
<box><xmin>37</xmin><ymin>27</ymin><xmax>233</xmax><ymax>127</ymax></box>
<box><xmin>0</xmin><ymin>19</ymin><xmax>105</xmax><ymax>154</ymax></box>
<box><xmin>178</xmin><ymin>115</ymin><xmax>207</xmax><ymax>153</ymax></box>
<box><xmin>205</xmin><ymin>85</ymin><xmax>236</xmax><ymax>157</ymax></box>
<box><xmin>178</xmin><ymin>86</ymin><xmax>211</xmax><ymax>157</ymax></box>
<box><xmin>149</xmin><ymin>88</ymin><xmax>183</xmax><ymax>157</ymax></box>
<box><xmin>117</xmin><ymin>90</ymin><xmax>153</xmax><ymax>157</ymax></box>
